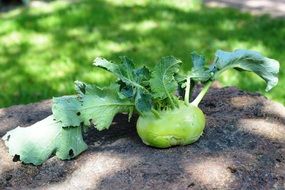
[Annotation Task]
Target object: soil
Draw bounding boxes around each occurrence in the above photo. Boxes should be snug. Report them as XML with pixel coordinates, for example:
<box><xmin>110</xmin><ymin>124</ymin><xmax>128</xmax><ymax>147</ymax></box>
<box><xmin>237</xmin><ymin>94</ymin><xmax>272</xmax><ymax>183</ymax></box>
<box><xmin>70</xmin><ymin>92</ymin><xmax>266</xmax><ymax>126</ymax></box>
<box><xmin>0</xmin><ymin>87</ymin><xmax>285</xmax><ymax>190</ymax></box>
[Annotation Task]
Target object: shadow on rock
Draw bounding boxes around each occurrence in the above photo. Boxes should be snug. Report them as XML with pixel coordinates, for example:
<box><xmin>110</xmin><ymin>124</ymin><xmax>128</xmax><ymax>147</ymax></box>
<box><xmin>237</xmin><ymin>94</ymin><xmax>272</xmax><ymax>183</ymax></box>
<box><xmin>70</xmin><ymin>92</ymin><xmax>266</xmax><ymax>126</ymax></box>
<box><xmin>0</xmin><ymin>87</ymin><xmax>285</xmax><ymax>189</ymax></box>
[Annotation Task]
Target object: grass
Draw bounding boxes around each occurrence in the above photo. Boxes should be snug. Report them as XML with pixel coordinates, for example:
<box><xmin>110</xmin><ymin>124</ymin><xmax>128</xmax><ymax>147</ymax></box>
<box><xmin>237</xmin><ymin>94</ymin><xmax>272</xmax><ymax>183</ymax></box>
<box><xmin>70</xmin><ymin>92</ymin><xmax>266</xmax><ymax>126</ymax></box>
<box><xmin>0</xmin><ymin>0</ymin><xmax>284</xmax><ymax>108</ymax></box>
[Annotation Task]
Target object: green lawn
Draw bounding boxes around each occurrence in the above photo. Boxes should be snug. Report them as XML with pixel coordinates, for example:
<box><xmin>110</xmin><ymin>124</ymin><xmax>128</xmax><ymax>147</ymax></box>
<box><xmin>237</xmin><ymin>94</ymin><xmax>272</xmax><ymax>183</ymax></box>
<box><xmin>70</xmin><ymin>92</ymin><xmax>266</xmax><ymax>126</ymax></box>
<box><xmin>0</xmin><ymin>0</ymin><xmax>284</xmax><ymax>108</ymax></box>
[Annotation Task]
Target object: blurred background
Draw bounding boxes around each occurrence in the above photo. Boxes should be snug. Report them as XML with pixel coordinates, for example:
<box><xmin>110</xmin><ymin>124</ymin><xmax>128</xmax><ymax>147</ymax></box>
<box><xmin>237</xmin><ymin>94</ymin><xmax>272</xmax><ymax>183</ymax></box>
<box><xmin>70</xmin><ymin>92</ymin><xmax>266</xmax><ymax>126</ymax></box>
<box><xmin>0</xmin><ymin>0</ymin><xmax>284</xmax><ymax>108</ymax></box>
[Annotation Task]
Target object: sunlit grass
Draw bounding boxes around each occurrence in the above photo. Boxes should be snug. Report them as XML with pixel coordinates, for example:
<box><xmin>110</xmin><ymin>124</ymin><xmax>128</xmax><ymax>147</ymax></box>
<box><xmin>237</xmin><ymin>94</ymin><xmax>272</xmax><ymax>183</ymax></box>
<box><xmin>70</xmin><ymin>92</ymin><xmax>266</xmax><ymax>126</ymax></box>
<box><xmin>0</xmin><ymin>0</ymin><xmax>284</xmax><ymax>107</ymax></box>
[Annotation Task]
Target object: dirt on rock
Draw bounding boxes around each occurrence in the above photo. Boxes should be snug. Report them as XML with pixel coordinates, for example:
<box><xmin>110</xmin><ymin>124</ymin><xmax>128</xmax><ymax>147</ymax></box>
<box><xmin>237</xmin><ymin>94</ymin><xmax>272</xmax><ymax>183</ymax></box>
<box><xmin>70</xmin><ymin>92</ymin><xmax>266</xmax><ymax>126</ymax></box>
<box><xmin>0</xmin><ymin>87</ymin><xmax>285</xmax><ymax>190</ymax></box>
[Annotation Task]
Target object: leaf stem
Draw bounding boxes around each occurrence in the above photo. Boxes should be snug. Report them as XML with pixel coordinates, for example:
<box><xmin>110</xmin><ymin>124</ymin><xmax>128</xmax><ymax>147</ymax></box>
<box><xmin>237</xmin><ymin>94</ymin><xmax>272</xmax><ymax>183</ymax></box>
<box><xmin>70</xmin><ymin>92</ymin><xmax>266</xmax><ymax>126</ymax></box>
<box><xmin>166</xmin><ymin>91</ymin><xmax>176</xmax><ymax>109</ymax></box>
<box><xmin>151</xmin><ymin>108</ymin><xmax>161</xmax><ymax>119</ymax></box>
<box><xmin>190</xmin><ymin>81</ymin><xmax>213</xmax><ymax>107</ymax></box>
<box><xmin>184</xmin><ymin>77</ymin><xmax>191</xmax><ymax>104</ymax></box>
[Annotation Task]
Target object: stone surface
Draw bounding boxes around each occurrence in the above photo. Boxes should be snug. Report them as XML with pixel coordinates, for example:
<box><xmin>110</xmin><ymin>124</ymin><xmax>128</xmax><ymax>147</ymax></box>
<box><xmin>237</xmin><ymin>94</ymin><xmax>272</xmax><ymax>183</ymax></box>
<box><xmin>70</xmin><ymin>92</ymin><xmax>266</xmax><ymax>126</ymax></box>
<box><xmin>0</xmin><ymin>87</ymin><xmax>285</xmax><ymax>190</ymax></box>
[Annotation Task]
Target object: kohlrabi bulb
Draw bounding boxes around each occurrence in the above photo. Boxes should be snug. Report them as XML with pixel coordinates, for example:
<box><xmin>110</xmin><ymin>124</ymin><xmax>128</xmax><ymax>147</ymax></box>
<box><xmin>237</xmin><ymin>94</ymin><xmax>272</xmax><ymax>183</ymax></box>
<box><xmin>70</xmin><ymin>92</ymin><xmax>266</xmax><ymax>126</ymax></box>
<box><xmin>136</xmin><ymin>102</ymin><xmax>205</xmax><ymax>148</ymax></box>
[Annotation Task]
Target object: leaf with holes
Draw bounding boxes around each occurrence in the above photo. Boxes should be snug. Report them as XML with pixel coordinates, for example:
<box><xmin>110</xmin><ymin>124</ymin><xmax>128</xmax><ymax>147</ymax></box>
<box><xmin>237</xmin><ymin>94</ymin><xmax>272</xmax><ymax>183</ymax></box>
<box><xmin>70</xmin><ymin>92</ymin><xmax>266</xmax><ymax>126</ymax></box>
<box><xmin>2</xmin><ymin>115</ymin><xmax>87</xmax><ymax>165</ymax></box>
<box><xmin>52</xmin><ymin>95</ymin><xmax>81</xmax><ymax>127</ymax></box>
<box><xmin>52</xmin><ymin>82</ymin><xmax>134</xmax><ymax>130</ymax></box>
<box><xmin>79</xmin><ymin>83</ymin><xmax>134</xmax><ymax>130</ymax></box>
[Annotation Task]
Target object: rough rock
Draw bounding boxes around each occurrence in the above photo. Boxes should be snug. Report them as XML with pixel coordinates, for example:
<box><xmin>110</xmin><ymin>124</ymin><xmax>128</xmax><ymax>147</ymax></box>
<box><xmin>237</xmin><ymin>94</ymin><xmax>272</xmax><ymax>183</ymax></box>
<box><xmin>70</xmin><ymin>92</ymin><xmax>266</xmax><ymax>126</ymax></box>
<box><xmin>0</xmin><ymin>87</ymin><xmax>285</xmax><ymax>190</ymax></box>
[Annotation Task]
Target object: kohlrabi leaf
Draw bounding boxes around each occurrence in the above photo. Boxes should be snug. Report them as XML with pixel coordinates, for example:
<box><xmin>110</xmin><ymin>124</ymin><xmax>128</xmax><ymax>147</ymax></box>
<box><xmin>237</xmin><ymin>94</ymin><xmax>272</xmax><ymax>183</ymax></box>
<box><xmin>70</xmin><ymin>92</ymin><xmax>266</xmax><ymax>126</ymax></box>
<box><xmin>94</xmin><ymin>57</ymin><xmax>152</xmax><ymax>113</ymax></box>
<box><xmin>119</xmin><ymin>83</ymin><xmax>134</xmax><ymax>98</ymax></box>
<box><xmin>133</xmin><ymin>67</ymin><xmax>152</xmax><ymax>113</ymax></box>
<box><xmin>74</xmin><ymin>80</ymin><xmax>87</xmax><ymax>95</ymax></box>
<box><xmin>2</xmin><ymin>116</ymin><xmax>87</xmax><ymax>165</ymax></box>
<box><xmin>188</xmin><ymin>69</ymin><xmax>211</xmax><ymax>82</ymax></box>
<box><xmin>188</xmin><ymin>52</ymin><xmax>211</xmax><ymax>82</ymax></box>
<box><xmin>149</xmin><ymin>56</ymin><xmax>182</xmax><ymax>99</ymax></box>
<box><xmin>52</xmin><ymin>96</ymin><xmax>81</xmax><ymax>127</ymax></box>
<box><xmin>191</xmin><ymin>51</ymin><xmax>206</xmax><ymax>68</ymax></box>
<box><xmin>79</xmin><ymin>83</ymin><xmax>133</xmax><ymax>130</ymax></box>
<box><xmin>134</xmin><ymin>66</ymin><xmax>151</xmax><ymax>85</ymax></box>
<box><xmin>53</xmin><ymin>82</ymin><xmax>134</xmax><ymax>130</ymax></box>
<box><xmin>213</xmin><ymin>49</ymin><xmax>280</xmax><ymax>91</ymax></box>
<box><xmin>135</xmin><ymin>90</ymin><xmax>152</xmax><ymax>113</ymax></box>
<box><xmin>93</xmin><ymin>57</ymin><xmax>148</xmax><ymax>93</ymax></box>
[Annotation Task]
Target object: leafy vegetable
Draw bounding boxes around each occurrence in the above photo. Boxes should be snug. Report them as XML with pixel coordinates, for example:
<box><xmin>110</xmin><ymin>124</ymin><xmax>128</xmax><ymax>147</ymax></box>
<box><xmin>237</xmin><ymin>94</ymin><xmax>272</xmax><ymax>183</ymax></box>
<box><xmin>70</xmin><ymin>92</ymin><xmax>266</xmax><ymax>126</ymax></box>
<box><xmin>2</xmin><ymin>49</ymin><xmax>280</xmax><ymax>165</ymax></box>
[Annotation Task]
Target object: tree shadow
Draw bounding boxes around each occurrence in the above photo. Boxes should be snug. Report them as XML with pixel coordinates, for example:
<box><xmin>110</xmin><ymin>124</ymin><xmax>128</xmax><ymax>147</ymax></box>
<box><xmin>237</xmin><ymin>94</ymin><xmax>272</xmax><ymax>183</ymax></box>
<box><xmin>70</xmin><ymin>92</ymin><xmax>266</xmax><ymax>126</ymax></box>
<box><xmin>0</xmin><ymin>87</ymin><xmax>284</xmax><ymax>189</ymax></box>
<box><xmin>0</xmin><ymin>0</ymin><xmax>25</xmax><ymax>13</ymax></box>
<box><xmin>0</xmin><ymin>153</ymin><xmax>77</xmax><ymax>189</ymax></box>
<box><xmin>91</xmin><ymin>87</ymin><xmax>285</xmax><ymax>189</ymax></box>
<box><xmin>0</xmin><ymin>0</ymin><xmax>285</xmax><ymax>188</ymax></box>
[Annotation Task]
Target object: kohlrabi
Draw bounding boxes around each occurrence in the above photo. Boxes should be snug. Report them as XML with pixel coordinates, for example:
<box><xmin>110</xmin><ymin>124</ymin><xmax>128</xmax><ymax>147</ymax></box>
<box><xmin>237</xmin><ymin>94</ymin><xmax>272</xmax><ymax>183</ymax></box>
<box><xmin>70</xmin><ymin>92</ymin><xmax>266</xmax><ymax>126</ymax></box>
<box><xmin>137</xmin><ymin>49</ymin><xmax>279</xmax><ymax>148</ymax></box>
<box><xmin>2</xmin><ymin>49</ymin><xmax>279</xmax><ymax>165</ymax></box>
<box><xmin>137</xmin><ymin>102</ymin><xmax>206</xmax><ymax>148</ymax></box>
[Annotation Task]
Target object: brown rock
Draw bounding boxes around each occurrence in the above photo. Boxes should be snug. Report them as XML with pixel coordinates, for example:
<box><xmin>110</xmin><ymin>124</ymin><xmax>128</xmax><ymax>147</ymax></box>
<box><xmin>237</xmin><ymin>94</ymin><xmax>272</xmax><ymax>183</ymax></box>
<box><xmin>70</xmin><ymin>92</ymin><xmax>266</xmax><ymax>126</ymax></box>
<box><xmin>0</xmin><ymin>87</ymin><xmax>285</xmax><ymax>190</ymax></box>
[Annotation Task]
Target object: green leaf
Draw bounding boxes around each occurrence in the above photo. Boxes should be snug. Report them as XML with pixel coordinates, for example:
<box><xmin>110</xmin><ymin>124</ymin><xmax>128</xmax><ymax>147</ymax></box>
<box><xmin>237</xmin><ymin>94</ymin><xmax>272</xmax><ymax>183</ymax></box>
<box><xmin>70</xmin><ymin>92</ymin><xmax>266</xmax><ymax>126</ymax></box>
<box><xmin>52</xmin><ymin>82</ymin><xmax>134</xmax><ymax>130</ymax></box>
<box><xmin>188</xmin><ymin>52</ymin><xmax>211</xmax><ymax>82</ymax></box>
<box><xmin>52</xmin><ymin>96</ymin><xmax>81</xmax><ymax>127</ymax></box>
<box><xmin>74</xmin><ymin>80</ymin><xmax>87</xmax><ymax>95</ymax></box>
<box><xmin>80</xmin><ymin>83</ymin><xmax>133</xmax><ymax>130</ymax></box>
<box><xmin>93</xmin><ymin>57</ymin><xmax>148</xmax><ymax>93</ymax></box>
<box><xmin>2</xmin><ymin>116</ymin><xmax>87</xmax><ymax>165</ymax></box>
<box><xmin>120</xmin><ymin>83</ymin><xmax>134</xmax><ymax>98</ymax></box>
<box><xmin>149</xmin><ymin>56</ymin><xmax>182</xmax><ymax>99</ymax></box>
<box><xmin>134</xmin><ymin>66</ymin><xmax>151</xmax><ymax>85</ymax></box>
<box><xmin>213</xmin><ymin>49</ymin><xmax>280</xmax><ymax>91</ymax></box>
<box><xmin>191</xmin><ymin>51</ymin><xmax>205</xmax><ymax>68</ymax></box>
<box><xmin>135</xmin><ymin>90</ymin><xmax>152</xmax><ymax>113</ymax></box>
<box><xmin>188</xmin><ymin>69</ymin><xmax>211</xmax><ymax>82</ymax></box>
<box><xmin>94</xmin><ymin>57</ymin><xmax>152</xmax><ymax>113</ymax></box>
